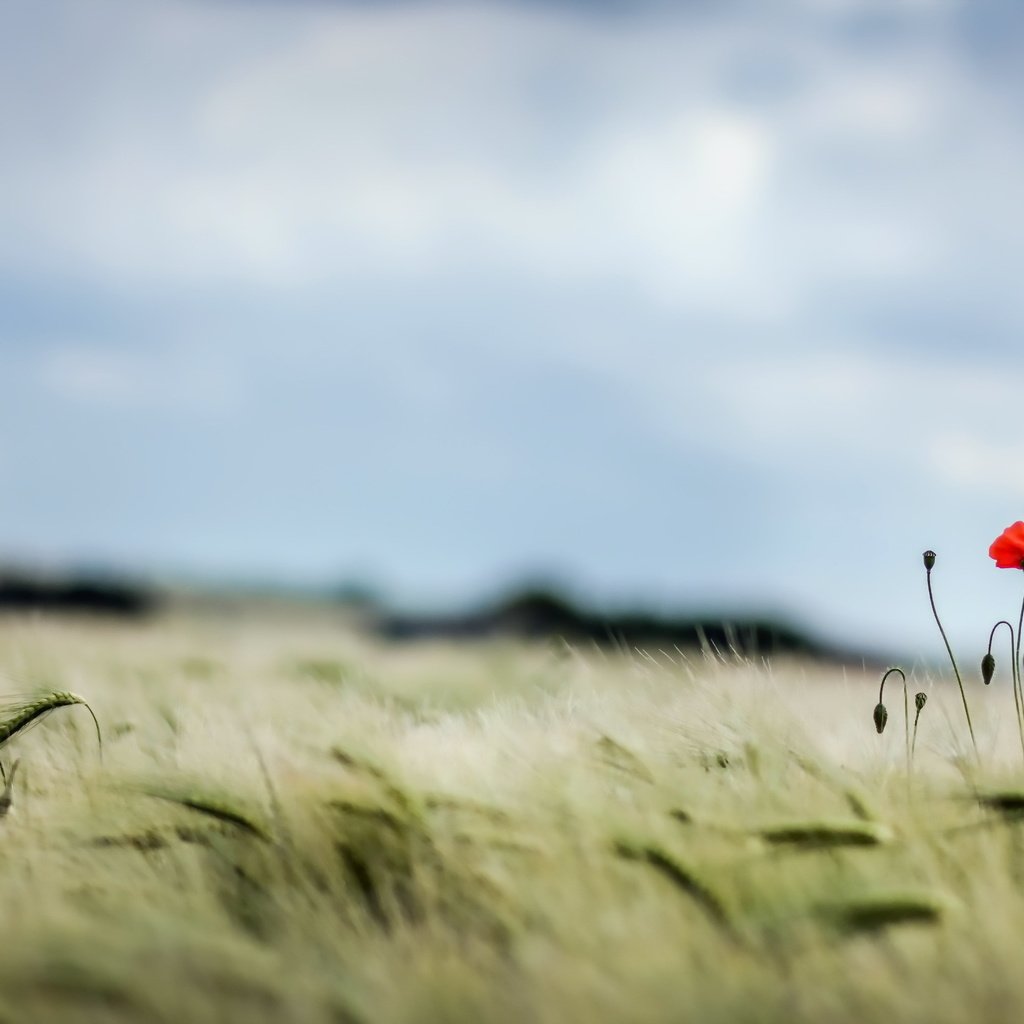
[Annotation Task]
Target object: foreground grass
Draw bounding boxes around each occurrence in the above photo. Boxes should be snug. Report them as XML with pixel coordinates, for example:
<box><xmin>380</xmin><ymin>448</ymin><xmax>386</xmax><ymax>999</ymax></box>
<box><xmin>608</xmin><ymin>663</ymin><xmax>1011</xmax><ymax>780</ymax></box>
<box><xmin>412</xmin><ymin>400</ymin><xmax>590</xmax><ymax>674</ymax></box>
<box><xmin>0</xmin><ymin>613</ymin><xmax>1022</xmax><ymax>1022</ymax></box>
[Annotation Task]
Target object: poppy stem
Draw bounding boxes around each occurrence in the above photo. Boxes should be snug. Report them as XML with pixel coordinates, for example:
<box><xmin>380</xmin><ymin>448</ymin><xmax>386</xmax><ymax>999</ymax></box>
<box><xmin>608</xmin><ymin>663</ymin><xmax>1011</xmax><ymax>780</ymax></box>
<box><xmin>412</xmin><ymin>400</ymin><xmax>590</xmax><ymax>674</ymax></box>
<box><xmin>1016</xmin><ymin>593</ymin><xmax>1024</xmax><ymax>761</ymax></box>
<box><xmin>988</xmin><ymin>620</ymin><xmax>1024</xmax><ymax>764</ymax></box>
<box><xmin>879</xmin><ymin>667</ymin><xmax>909</xmax><ymax>776</ymax></box>
<box><xmin>911</xmin><ymin>694</ymin><xmax>927</xmax><ymax>762</ymax></box>
<box><xmin>925</xmin><ymin>557</ymin><xmax>978</xmax><ymax>759</ymax></box>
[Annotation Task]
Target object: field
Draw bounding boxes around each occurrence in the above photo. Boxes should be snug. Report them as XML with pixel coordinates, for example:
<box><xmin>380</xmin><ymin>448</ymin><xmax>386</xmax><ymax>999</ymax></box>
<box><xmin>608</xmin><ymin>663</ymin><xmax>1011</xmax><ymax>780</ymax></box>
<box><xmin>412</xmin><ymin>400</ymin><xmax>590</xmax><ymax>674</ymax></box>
<box><xmin>0</xmin><ymin>610</ymin><xmax>1023</xmax><ymax>1023</ymax></box>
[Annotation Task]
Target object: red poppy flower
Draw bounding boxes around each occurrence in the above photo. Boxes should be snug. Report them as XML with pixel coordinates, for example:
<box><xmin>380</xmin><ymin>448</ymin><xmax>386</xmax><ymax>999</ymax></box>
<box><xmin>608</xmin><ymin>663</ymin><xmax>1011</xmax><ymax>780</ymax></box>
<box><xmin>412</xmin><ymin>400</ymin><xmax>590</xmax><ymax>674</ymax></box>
<box><xmin>989</xmin><ymin>522</ymin><xmax>1024</xmax><ymax>569</ymax></box>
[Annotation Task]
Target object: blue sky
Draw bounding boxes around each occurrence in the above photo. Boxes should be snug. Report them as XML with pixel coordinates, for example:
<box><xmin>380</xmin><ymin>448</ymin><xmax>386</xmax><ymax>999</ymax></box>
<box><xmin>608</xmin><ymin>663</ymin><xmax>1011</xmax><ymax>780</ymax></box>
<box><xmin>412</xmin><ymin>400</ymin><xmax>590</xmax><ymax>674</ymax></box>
<box><xmin>3</xmin><ymin>0</ymin><xmax>1024</xmax><ymax>656</ymax></box>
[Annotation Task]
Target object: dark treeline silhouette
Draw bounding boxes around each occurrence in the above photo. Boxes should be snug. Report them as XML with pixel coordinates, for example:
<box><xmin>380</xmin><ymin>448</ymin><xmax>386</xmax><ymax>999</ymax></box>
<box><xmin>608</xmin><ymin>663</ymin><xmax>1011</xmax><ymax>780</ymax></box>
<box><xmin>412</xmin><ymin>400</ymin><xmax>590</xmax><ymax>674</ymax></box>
<box><xmin>0</xmin><ymin>568</ymin><xmax>870</xmax><ymax>663</ymax></box>
<box><xmin>371</xmin><ymin>587</ymin><xmax>855</xmax><ymax>662</ymax></box>
<box><xmin>0</xmin><ymin>571</ymin><xmax>158</xmax><ymax>617</ymax></box>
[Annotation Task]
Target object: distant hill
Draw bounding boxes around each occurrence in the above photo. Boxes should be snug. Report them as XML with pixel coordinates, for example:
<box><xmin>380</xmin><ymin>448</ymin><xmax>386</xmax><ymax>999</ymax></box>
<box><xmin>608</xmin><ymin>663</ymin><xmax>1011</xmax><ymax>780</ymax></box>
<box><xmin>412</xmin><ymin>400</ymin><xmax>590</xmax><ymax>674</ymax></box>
<box><xmin>370</xmin><ymin>587</ymin><xmax>865</xmax><ymax>663</ymax></box>
<box><xmin>0</xmin><ymin>569</ymin><xmax>877</xmax><ymax>664</ymax></box>
<box><xmin>0</xmin><ymin>571</ymin><xmax>157</xmax><ymax>617</ymax></box>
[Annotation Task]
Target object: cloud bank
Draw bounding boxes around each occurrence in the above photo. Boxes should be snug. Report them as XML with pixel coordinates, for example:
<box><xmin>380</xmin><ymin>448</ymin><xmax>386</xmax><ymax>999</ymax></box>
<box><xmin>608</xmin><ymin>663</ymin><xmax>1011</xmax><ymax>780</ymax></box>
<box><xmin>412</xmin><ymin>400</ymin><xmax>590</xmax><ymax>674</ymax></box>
<box><xmin>2</xmin><ymin>0</ymin><xmax>1023</xmax><ymax>652</ymax></box>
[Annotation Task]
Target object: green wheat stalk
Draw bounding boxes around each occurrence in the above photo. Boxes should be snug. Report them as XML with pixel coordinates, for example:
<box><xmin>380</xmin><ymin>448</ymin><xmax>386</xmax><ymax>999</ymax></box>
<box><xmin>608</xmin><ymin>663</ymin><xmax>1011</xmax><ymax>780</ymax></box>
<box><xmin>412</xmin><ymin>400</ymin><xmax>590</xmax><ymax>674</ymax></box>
<box><xmin>0</xmin><ymin>692</ymin><xmax>102</xmax><ymax>757</ymax></box>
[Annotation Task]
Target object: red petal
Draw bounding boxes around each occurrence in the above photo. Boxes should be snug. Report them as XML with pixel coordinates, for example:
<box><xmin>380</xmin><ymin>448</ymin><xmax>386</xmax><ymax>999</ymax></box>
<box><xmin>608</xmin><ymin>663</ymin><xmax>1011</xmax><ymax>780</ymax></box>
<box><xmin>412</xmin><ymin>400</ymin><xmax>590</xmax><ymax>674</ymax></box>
<box><xmin>990</xmin><ymin>522</ymin><xmax>1024</xmax><ymax>568</ymax></box>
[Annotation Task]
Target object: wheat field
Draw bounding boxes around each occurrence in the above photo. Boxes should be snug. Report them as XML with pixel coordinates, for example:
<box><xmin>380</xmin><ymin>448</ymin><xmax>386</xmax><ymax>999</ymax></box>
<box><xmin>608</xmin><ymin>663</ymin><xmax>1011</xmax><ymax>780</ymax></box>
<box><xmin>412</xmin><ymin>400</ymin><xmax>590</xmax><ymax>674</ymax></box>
<box><xmin>0</xmin><ymin>610</ymin><xmax>1022</xmax><ymax>1023</ymax></box>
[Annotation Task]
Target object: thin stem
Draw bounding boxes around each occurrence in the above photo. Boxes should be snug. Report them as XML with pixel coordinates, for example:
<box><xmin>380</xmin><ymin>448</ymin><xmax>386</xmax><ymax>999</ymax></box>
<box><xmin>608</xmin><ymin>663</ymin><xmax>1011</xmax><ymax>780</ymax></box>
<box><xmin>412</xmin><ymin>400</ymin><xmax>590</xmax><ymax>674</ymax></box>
<box><xmin>1016</xmin><ymin>592</ymin><xmax>1024</xmax><ymax>759</ymax></box>
<box><xmin>879</xmin><ymin>667</ymin><xmax>909</xmax><ymax>776</ymax></box>
<box><xmin>926</xmin><ymin>564</ymin><xmax>977</xmax><ymax>758</ymax></box>
<box><xmin>988</xmin><ymin>620</ymin><xmax>1024</xmax><ymax>764</ymax></box>
<box><xmin>912</xmin><ymin>703</ymin><xmax>924</xmax><ymax>760</ymax></box>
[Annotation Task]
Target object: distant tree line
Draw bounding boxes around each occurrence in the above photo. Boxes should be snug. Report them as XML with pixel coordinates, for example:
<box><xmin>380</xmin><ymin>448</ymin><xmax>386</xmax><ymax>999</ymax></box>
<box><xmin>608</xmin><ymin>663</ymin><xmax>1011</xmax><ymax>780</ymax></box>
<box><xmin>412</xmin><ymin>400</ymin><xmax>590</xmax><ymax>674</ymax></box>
<box><xmin>370</xmin><ymin>587</ymin><xmax>855</xmax><ymax>662</ymax></box>
<box><xmin>0</xmin><ymin>570</ymin><xmax>866</xmax><ymax>663</ymax></box>
<box><xmin>0</xmin><ymin>571</ymin><xmax>156</xmax><ymax>617</ymax></box>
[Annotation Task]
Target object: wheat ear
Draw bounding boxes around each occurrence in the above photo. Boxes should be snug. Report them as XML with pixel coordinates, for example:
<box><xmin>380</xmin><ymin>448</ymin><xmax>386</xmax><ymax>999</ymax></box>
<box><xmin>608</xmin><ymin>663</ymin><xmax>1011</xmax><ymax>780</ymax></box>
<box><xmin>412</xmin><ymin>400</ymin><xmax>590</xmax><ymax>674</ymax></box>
<box><xmin>0</xmin><ymin>692</ymin><xmax>102</xmax><ymax>757</ymax></box>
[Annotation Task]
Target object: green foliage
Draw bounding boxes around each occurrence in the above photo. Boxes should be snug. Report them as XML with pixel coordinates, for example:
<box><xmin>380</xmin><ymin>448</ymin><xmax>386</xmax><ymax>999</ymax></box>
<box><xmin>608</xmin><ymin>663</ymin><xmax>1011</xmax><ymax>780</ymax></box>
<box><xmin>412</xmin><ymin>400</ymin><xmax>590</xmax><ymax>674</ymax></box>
<box><xmin>0</xmin><ymin>617</ymin><xmax>1022</xmax><ymax>1022</ymax></box>
<box><xmin>755</xmin><ymin>820</ymin><xmax>892</xmax><ymax>849</ymax></box>
<box><xmin>817</xmin><ymin>892</ymin><xmax>947</xmax><ymax>934</ymax></box>
<box><xmin>291</xmin><ymin>659</ymin><xmax>350</xmax><ymax>686</ymax></box>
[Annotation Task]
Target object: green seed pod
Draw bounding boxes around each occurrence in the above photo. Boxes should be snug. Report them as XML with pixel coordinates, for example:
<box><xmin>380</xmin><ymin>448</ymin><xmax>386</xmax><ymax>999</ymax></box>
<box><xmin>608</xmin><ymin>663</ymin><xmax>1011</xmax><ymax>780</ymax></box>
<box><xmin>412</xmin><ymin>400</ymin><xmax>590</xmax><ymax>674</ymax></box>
<box><xmin>914</xmin><ymin>692</ymin><xmax>927</xmax><ymax>712</ymax></box>
<box><xmin>873</xmin><ymin>702</ymin><xmax>888</xmax><ymax>734</ymax></box>
<box><xmin>982</xmin><ymin>653</ymin><xmax>996</xmax><ymax>685</ymax></box>
<box><xmin>922</xmin><ymin>550</ymin><xmax>936</xmax><ymax>571</ymax></box>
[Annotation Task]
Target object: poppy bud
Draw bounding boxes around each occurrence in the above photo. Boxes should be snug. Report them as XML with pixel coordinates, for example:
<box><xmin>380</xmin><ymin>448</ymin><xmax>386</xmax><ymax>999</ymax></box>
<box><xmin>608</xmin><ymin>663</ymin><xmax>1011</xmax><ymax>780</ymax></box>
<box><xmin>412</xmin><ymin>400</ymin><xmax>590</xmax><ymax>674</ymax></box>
<box><xmin>915</xmin><ymin>692</ymin><xmax>927</xmax><ymax>712</ymax></box>
<box><xmin>923</xmin><ymin>550</ymin><xmax>936</xmax><ymax>571</ymax></box>
<box><xmin>982</xmin><ymin>653</ymin><xmax>996</xmax><ymax>685</ymax></box>
<box><xmin>873</xmin><ymin>702</ymin><xmax>888</xmax><ymax>734</ymax></box>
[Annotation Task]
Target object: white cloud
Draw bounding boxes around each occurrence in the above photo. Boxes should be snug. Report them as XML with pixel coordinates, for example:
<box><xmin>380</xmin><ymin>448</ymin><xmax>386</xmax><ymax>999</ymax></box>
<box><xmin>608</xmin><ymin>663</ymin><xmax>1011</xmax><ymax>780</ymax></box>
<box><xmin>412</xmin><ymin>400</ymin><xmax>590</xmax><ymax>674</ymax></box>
<box><xmin>928</xmin><ymin>434</ymin><xmax>1024</xmax><ymax>498</ymax></box>
<box><xmin>38</xmin><ymin>345</ymin><xmax>241</xmax><ymax>415</ymax></box>
<box><xmin>600</xmin><ymin>346</ymin><xmax>1024</xmax><ymax>493</ymax></box>
<box><xmin>2</xmin><ymin>0</ymin><xmax>1020</xmax><ymax>324</ymax></box>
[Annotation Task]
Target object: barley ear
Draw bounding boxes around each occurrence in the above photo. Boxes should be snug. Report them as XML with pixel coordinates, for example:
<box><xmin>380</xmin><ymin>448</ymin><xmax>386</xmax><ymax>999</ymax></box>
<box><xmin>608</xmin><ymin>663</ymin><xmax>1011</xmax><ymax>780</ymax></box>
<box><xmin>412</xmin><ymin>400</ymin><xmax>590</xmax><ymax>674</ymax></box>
<box><xmin>0</xmin><ymin>692</ymin><xmax>102</xmax><ymax>760</ymax></box>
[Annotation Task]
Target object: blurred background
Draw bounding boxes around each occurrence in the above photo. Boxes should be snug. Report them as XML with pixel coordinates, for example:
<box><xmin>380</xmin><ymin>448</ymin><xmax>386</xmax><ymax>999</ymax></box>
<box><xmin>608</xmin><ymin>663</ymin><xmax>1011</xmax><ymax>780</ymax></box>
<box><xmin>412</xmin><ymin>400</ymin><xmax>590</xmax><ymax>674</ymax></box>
<box><xmin>2</xmin><ymin>0</ymin><xmax>1023</xmax><ymax>659</ymax></box>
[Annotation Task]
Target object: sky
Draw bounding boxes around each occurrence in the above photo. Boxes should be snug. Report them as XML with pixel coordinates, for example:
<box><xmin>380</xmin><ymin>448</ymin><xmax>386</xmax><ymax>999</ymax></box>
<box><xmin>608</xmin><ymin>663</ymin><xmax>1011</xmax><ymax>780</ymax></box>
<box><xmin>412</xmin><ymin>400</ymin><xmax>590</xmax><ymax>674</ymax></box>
<box><xmin>2</xmin><ymin>0</ymin><xmax>1024</xmax><ymax>657</ymax></box>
